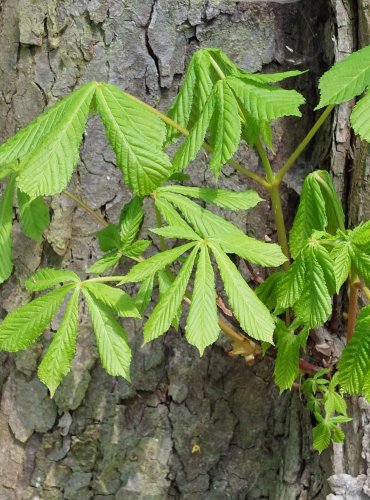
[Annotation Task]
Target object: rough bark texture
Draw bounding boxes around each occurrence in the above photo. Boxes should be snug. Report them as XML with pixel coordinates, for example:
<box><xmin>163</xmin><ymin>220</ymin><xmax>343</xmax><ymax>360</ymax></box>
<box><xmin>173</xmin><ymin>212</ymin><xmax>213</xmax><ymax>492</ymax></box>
<box><xmin>0</xmin><ymin>0</ymin><xmax>366</xmax><ymax>499</ymax></box>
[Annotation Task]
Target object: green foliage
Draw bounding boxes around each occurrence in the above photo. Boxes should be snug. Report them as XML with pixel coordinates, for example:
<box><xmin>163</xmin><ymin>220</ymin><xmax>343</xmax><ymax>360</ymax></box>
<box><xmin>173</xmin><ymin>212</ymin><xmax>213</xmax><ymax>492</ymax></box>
<box><xmin>0</xmin><ymin>177</ymin><xmax>15</xmax><ymax>283</ymax></box>
<box><xmin>186</xmin><ymin>245</ymin><xmax>220</xmax><ymax>354</ymax></box>
<box><xmin>4</xmin><ymin>45</ymin><xmax>370</xmax><ymax>454</ymax></box>
<box><xmin>96</xmin><ymin>84</ymin><xmax>172</xmax><ymax>195</ymax></box>
<box><xmin>317</xmin><ymin>44</ymin><xmax>370</xmax><ymax>108</ymax></box>
<box><xmin>338</xmin><ymin>306</ymin><xmax>370</xmax><ymax>398</ymax></box>
<box><xmin>302</xmin><ymin>371</ymin><xmax>351</xmax><ymax>452</ymax></box>
<box><xmin>274</xmin><ymin>320</ymin><xmax>308</xmax><ymax>392</ymax></box>
<box><xmin>17</xmin><ymin>190</ymin><xmax>50</xmax><ymax>241</ymax></box>
<box><xmin>82</xmin><ymin>288</ymin><xmax>132</xmax><ymax>380</ymax></box>
<box><xmin>289</xmin><ymin>170</ymin><xmax>344</xmax><ymax>259</ymax></box>
<box><xmin>38</xmin><ymin>289</ymin><xmax>80</xmax><ymax>396</ymax></box>
<box><xmin>169</xmin><ymin>48</ymin><xmax>304</xmax><ymax>173</ymax></box>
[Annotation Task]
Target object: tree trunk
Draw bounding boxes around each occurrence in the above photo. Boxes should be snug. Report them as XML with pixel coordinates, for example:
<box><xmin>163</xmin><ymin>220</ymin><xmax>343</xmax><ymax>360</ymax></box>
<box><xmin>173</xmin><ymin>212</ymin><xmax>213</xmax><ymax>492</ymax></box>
<box><xmin>0</xmin><ymin>1</ymin><xmax>366</xmax><ymax>498</ymax></box>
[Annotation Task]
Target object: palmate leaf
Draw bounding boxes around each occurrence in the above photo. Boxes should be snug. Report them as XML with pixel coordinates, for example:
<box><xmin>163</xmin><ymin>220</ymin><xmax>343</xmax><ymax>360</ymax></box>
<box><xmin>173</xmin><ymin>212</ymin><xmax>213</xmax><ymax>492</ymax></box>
<box><xmin>274</xmin><ymin>321</ymin><xmax>308</xmax><ymax>392</ymax></box>
<box><xmin>157</xmin><ymin>191</ymin><xmax>286</xmax><ymax>267</ymax></box>
<box><xmin>186</xmin><ymin>245</ymin><xmax>220</xmax><ymax>355</ymax></box>
<box><xmin>316</xmin><ymin>44</ymin><xmax>370</xmax><ymax>108</ymax></box>
<box><xmin>17</xmin><ymin>190</ymin><xmax>50</xmax><ymax>241</ymax></box>
<box><xmin>83</xmin><ymin>289</ymin><xmax>131</xmax><ymax>380</ymax></box>
<box><xmin>119</xmin><ymin>242</ymin><xmax>196</xmax><ymax>284</ymax></box>
<box><xmin>83</xmin><ymin>282</ymin><xmax>140</xmax><ymax>318</ymax></box>
<box><xmin>157</xmin><ymin>185</ymin><xmax>262</xmax><ymax>211</ymax></box>
<box><xmin>17</xmin><ymin>83</ymin><xmax>96</xmax><ymax>198</ymax></box>
<box><xmin>338</xmin><ymin>306</ymin><xmax>370</xmax><ymax>397</ymax></box>
<box><xmin>313</xmin><ymin>171</ymin><xmax>345</xmax><ymax>233</ymax></box>
<box><xmin>143</xmin><ymin>245</ymin><xmax>199</xmax><ymax>343</ymax></box>
<box><xmin>25</xmin><ymin>268</ymin><xmax>80</xmax><ymax>291</ymax></box>
<box><xmin>96</xmin><ymin>84</ymin><xmax>172</xmax><ymax>195</ymax></box>
<box><xmin>0</xmin><ymin>177</ymin><xmax>15</xmax><ymax>284</ymax></box>
<box><xmin>330</xmin><ymin>242</ymin><xmax>351</xmax><ymax>294</ymax></box>
<box><xmin>38</xmin><ymin>288</ymin><xmax>80</xmax><ymax>396</ymax></box>
<box><xmin>210</xmin><ymin>243</ymin><xmax>275</xmax><ymax>343</ymax></box>
<box><xmin>0</xmin><ymin>284</ymin><xmax>74</xmax><ymax>351</ymax></box>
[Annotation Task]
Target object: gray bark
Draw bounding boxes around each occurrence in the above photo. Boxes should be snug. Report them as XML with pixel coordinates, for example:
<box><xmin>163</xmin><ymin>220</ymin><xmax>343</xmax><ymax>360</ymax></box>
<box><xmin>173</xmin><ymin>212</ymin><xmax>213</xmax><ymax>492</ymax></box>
<box><xmin>0</xmin><ymin>0</ymin><xmax>364</xmax><ymax>498</ymax></box>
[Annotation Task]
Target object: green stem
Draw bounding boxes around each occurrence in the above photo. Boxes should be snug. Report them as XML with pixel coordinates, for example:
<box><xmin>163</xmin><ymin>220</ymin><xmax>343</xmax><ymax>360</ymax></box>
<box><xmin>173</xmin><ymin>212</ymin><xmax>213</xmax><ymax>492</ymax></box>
<box><xmin>269</xmin><ymin>183</ymin><xmax>290</xmax><ymax>267</ymax></box>
<box><xmin>63</xmin><ymin>190</ymin><xmax>108</xmax><ymax>227</ymax></box>
<box><xmin>276</xmin><ymin>105</ymin><xmax>335</xmax><ymax>183</ymax></box>
<box><xmin>255</xmin><ymin>138</ymin><xmax>274</xmax><ymax>182</ymax></box>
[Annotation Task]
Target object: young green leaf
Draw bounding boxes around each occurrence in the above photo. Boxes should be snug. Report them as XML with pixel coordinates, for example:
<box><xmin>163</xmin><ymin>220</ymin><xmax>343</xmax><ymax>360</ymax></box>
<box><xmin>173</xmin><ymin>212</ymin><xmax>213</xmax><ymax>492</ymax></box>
<box><xmin>83</xmin><ymin>289</ymin><xmax>131</xmax><ymax>380</ymax></box>
<box><xmin>227</xmin><ymin>76</ymin><xmax>305</xmax><ymax>122</ymax></box>
<box><xmin>37</xmin><ymin>288</ymin><xmax>80</xmax><ymax>396</ymax></box>
<box><xmin>135</xmin><ymin>276</ymin><xmax>154</xmax><ymax>315</ymax></box>
<box><xmin>338</xmin><ymin>305</ymin><xmax>370</xmax><ymax>397</ymax></box>
<box><xmin>312</xmin><ymin>171</ymin><xmax>345</xmax><ymax>233</ymax></box>
<box><xmin>119</xmin><ymin>197</ymin><xmax>144</xmax><ymax>245</ymax></box>
<box><xmin>17</xmin><ymin>83</ymin><xmax>96</xmax><ymax>198</ymax></box>
<box><xmin>150</xmin><ymin>225</ymin><xmax>200</xmax><ymax>241</ymax></box>
<box><xmin>96</xmin><ymin>84</ymin><xmax>172</xmax><ymax>195</ymax></box>
<box><xmin>274</xmin><ymin>321</ymin><xmax>308</xmax><ymax>392</ymax></box>
<box><xmin>295</xmin><ymin>245</ymin><xmax>332</xmax><ymax>328</ymax></box>
<box><xmin>144</xmin><ymin>246</ymin><xmax>199</xmax><ymax>343</ymax></box>
<box><xmin>157</xmin><ymin>270</ymin><xmax>182</xmax><ymax>330</ymax></box>
<box><xmin>166</xmin><ymin>54</ymin><xmax>197</xmax><ymax>144</ymax></box>
<box><xmin>210</xmin><ymin>243</ymin><xmax>275</xmax><ymax>343</ymax></box>
<box><xmin>83</xmin><ymin>282</ymin><xmax>140</xmax><ymax>318</ymax></box>
<box><xmin>351</xmin><ymin>90</ymin><xmax>370</xmax><ymax>142</ymax></box>
<box><xmin>186</xmin><ymin>245</ymin><xmax>220</xmax><ymax>355</ymax></box>
<box><xmin>0</xmin><ymin>84</ymin><xmax>95</xmax><ymax>174</ymax></box>
<box><xmin>122</xmin><ymin>240</ymin><xmax>151</xmax><ymax>258</ymax></box>
<box><xmin>238</xmin><ymin>69</ymin><xmax>305</xmax><ymax>84</ymax></box>
<box><xmin>351</xmin><ymin>220</ymin><xmax>370</xmax><ymax>246</ymax></box>
<box><xmin>119</xmin><ymin>242</ymin><xmax>196</xmax><ymax>284</ymax></box>
<box><xmin>158</xmin><ymin>191</ymin><xmax>286</xmax><ymax>267</ymax></box>
<box><xmin>349</xmin><ymin>244</ymin><xmax>370</xmax><ymax>284</ymax></box>
<box><xmin>289</xmin><ymin>174</ymin><xmax>327</xmax><ymax>258</ymax></box>
<box><xmin>0</xmin><ymin>177</ymin><xmax>15</xmax><ymax>284</ymax></box>
<box><xmin>330</xmin><ymin>241</ymin><xmax>351</xmax><ymax>293</ymax></box>
<box><xmin>25</xmin><ymin>268</ymin><xmax>80</xmax><ymax>291</ymax></box>
<box><xmin>0</xmin><ymin>284</ymin><xmax>74</xmax><ymax>351</ymax></box>
<box><xmin>313</xmin><ymin>421</ymin><xmax>332</xmax><ymax>453</ymax></box>
<box><xmin>17</xmin><ymin>190</ymin><xmax>50</xmax><ymax>241</ymax></box>
<box><xmin>172</xmin><ymin>90</ymin><xmax>214</xmax><ymax>171</ymax></box>
<box><xmin>207</xmin><ymin>80</ymin><xmax>241</xmax><ymax>176</ymax></box>
<box><xmin>276</xmin><ymin>254</ymin><xmax>306</xmax><ymax>309</ymax></box>
<box><xmin>87</xmin><ymin>251</ymin><xmax>121</xmax><ymax>274</ymax></box>
<box><xmin>157</xmin><ymin>185</ymin><xmax>262</xmax><ymax>211</ymax></box>
<box><xmin>154</xmin><ymin>197</ymin><xmax>199</xmax><ymax>232</ymax></box>
<box><xmin>97</xmin><ymin>224</ymin><xmax>121</xmax><ymax>252</ymax></box>
<box><xmin>256</xmin><ymin>271</ymin><xmax>284</xmax><ymax>311</ymax></box>
<box><xmin>316</xmin><ymin>44</ymin><xmax>370</xmax><ymax>108</ymax></box>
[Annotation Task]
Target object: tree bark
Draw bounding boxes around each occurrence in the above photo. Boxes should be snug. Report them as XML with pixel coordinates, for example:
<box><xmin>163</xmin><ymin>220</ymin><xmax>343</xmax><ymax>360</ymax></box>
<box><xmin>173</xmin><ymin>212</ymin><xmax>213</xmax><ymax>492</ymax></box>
<box><xmin>0</xmin><ymin>1</ymin><xmax>364</xmax><ymax>498</ymax></box>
